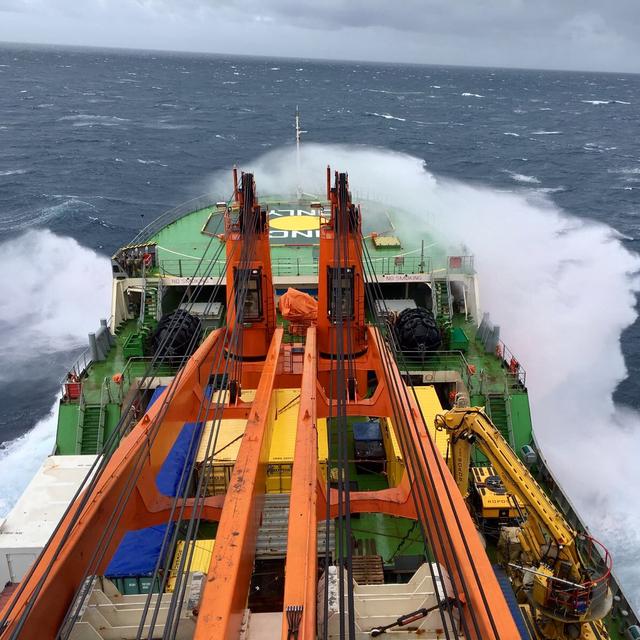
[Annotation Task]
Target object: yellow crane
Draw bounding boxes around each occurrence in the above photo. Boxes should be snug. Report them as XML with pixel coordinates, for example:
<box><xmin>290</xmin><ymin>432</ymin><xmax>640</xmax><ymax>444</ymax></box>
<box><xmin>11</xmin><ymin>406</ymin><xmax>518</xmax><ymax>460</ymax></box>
<box><xmin>437</xmin><ymin>406</ymin><xmax>612</xmax><ymax>640</ymax></box>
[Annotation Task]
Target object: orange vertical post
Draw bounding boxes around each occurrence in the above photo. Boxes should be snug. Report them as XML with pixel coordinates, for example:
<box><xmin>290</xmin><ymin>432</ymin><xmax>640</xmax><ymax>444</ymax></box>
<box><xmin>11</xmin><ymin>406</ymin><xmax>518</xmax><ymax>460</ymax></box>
<box><xmin>281</xmin><ymin>327</ymin><xmax>318</xmax><ymax>640</ymax></box>
<box><xmin>316</xmin><ymin>170</ymin><xmax>367</xmax><ymax>360</ymax></box>
<box><xmin>224</xmin><ymin>171</ymin><xmax>276</xmax><ymax>362</ymax></box>
<box><xmin>194</xmin><ymin>328</ymin><xmax>283</xmax><ymax>640</ymax></box>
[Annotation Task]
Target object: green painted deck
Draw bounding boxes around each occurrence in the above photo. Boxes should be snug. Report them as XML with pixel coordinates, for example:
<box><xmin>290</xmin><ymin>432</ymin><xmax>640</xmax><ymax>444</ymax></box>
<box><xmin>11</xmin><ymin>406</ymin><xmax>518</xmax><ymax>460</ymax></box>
<box><xmin>150</xmin><ymin>206</ymin><xmax>223</xmax><ymax>278</ymax></box>
<box><xmin>144</xmin><ymin>197</ymin><xmax>471</xmax><ymax>279</ymax></box>
<box><xmin>82</xmin><ymin>321</ymin><xmax>139</xmax><ymax>404</ymax></box>
<box><xmin>327</xmin><ymin>415</ymin><xmax>427</xmax><ymax>563</ymax></box>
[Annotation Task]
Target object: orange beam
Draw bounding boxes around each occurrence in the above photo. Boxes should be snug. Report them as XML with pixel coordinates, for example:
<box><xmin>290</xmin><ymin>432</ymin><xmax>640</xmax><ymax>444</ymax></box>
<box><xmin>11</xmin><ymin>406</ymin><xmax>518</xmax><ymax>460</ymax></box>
<box><xmin>0</xmin><ymin>328</ymin><xmax>225</xmax><ymax>639</ymax></box>
<box><xmin>281</xmin><ymin>328</ymin><xmax>318</xmax><ymax>640</ymax></box>
<box><xmin>194</xmin><ymin>327</ymin><xmax>283</xmax><ymax>640</ymax></box>
<box><xmin>369</xmin><ymin>328</ymin><xmax>519</xmax><ymax>640</ymax></box>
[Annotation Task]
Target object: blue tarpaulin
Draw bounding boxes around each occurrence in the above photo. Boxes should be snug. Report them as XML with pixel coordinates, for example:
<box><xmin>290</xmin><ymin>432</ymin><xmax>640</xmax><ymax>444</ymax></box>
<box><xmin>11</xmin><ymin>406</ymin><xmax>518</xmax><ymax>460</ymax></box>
<box><xmin>353</xmin><ymin>420</ymin><xmax>382</xmax><ymax>442</ymax></box>
<box><xmin>105</xmin><ymin>524</ymin><xmax>173</xmax><ymax>578</ymax></box>
<box><xmin>156</xmin><ymin>422</ymin><xmax>203</xmax><ymax>497</ymax></box>
<box><xmin>491</xmin><ymin>565</ymin><xmax>531</xmax><ymax>639</ymax></box>
<box><xmin>146</xmin><ymin>385</ymin><xmax>167</xmax><ymax>411</ymax></box>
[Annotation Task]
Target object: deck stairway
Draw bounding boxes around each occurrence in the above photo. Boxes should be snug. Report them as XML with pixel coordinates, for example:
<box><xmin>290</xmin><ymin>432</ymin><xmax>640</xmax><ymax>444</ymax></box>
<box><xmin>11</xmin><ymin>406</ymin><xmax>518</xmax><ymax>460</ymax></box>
<box><xmin>140</xmin><ymin>284</ymin><xmax>159</xmax><ymax>337</ymax></box>
<box><xmin>485</xmin><ymin>393</ymin><xmax>512</xmax><ymax>445</ymax></box>
<box><xmin>79</xmin><ymin>405</ymin><xmax>104</xmax><ymax>454</ymax></box>
<box><xmin>433</xmin><ymin>279</ymin><xmax>452</xmax><ymax>325</ymax></box>
<box><xmin>124</xmin><ymin>284</ymin><xmax>160</xmax><ymax>359</ymax></box>
<box><xmin>255</xmin><ymin>493</ymin><xmax>334</xmax><ymax>560</ymax></box>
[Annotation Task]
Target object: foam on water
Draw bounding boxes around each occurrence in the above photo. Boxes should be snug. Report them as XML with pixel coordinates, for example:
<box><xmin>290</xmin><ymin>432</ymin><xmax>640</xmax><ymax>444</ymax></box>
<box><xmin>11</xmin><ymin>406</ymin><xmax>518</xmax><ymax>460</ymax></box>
<box><xmin>503</xmin><ymin>170</ymin><xmax>541</xmax><ymax>184</ymax></box>
<box><xmin>366</xmin><ymin>112</ymin><xmax>407</xmax><ymax>122</ymax></box>
<box><xmin>0</xmin><ymin>230</ymin><xmax>111</xmax><ymax>516</ymax></box>
<box><xmin>0</xmin><ymin>198</ymin><xmax>95</xmax><ymax>233</ymax></box>
<box><xmin>219</xmin><ymin>143</ymin><xmax>640</xmax><ymax>608</ymax></box>
<box><xmin>58</xmin><ymin>114</ymin><xmax>130</xmax><ymax>127</ymax></box>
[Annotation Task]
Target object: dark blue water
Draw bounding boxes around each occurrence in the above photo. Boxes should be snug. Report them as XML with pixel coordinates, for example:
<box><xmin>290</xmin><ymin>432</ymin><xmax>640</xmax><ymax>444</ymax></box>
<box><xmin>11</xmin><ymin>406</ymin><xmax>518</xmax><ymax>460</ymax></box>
<box><xmin>1</xmin><ymin>43</ymin><xmax>638</xmax><ymax>441</ymax></box>
<box><xmin>1</xmin><ymin>42</ymin><xmax>640</xmax><ymax>606</ymax></box>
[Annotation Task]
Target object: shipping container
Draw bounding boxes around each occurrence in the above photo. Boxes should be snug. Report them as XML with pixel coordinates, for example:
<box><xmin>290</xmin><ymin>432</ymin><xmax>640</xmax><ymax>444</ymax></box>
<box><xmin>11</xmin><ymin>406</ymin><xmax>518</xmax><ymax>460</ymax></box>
<box><xmin>166</xmin><ymin>539</ymin><xmax>215</xmax><ymax>592</ymax></box>
<box><xmin>195</xmin><ymin>389</ymin><xmax>328</xmax><ymax>495</ymax></box>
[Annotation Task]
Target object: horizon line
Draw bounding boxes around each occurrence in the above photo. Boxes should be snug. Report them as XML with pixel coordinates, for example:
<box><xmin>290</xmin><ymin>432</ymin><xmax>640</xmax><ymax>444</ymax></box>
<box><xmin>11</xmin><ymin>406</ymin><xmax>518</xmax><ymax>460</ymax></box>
<box><xmin>1</xmin><ymin>38</ymin><xmax>638</xmax><ymax>77</ymax></box>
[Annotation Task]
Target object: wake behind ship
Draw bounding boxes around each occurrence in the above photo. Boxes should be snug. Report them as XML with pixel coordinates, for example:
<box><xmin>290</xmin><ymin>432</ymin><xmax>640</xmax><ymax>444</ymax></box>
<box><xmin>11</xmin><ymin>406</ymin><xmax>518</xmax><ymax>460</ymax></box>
<box><xmin>0</xmin><ymin>164</ymin><xmax>638</xmax><ymax>640</ymax></box>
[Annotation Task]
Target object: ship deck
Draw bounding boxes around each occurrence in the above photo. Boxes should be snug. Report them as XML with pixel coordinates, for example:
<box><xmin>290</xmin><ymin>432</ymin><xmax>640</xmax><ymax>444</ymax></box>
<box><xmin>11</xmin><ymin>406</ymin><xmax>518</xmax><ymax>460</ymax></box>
<box><xmin>44</xmin><ymin>196</ymin><xmax>634</xmax><ymax>639</ymax></box>
<box><xmin>140</xmin><ymin>199</ymin><xmax>469</xmax><ymax>281</ymax></box>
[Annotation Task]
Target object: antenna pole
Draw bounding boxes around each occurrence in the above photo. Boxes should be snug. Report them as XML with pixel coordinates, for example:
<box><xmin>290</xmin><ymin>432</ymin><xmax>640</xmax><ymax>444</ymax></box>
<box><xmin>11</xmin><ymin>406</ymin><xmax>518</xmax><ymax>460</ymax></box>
<box><xmin>295</xmin><ymin>106</ymin><xmax>302</xmax><ymax>199</ymax></box>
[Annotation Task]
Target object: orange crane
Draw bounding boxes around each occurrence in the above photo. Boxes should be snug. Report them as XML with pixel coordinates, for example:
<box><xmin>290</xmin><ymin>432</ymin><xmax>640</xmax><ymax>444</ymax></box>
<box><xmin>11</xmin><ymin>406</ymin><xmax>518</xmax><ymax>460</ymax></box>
<box><xmin>0</xmin><ymin>169</ymin><xmax>521</xmax><ymax>640</ymax></box>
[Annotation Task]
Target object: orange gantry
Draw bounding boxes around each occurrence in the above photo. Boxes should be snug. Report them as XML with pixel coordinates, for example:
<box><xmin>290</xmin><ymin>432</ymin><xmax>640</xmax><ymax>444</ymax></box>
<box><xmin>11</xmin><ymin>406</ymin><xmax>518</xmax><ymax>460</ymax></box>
<box><xmin>0</xmin><ymin>168</ymin><xmax>521</xmax><ymax>640</ymax></box>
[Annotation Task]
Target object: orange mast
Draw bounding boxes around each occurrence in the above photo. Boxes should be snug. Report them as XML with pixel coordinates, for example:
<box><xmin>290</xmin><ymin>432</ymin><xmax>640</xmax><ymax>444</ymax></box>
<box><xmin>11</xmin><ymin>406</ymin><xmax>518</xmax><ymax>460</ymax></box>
<box><xmin>224</xmin><ymin>170</ymin><xmax>276</xmax><ymax>367</ymax></box>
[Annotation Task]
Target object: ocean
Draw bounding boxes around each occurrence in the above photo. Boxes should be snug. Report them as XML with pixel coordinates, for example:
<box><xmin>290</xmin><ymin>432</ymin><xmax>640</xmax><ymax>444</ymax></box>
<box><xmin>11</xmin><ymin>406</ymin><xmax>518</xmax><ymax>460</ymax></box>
<box><xmin>0</xmin><ymin>43</ymin><xmax>639</xmax><ymax>608</ymax></box>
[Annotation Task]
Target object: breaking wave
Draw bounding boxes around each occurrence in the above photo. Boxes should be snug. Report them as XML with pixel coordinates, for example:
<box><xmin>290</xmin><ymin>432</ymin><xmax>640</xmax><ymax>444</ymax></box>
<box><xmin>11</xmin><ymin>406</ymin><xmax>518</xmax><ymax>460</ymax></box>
<box><xmin>582</xmin><ymin>99</ymin><xmax>631</xmax><ymax>105</ymax></box>
<box><xmin>0</xmin><ymin>230</ymin><xmax>111</xmax><ymax>516</ymax></box>
<box><xmin>503</xmin><ymin>170</ymin><xmax>541</xmax><ymax>184</ymax></box>
<box><xmin>59</xmin><ymin>114</ymin><xmax>130</xmax><ymax>127</ymax></box>
<box><xmin>137</xmin><ymin>158</ymin><xmax>168</xmax><ymax>166</ymax></box>
<box><xmin>0</xmin><ymin>197</ymin><xmax>94</xmax><ymax>233</ymax></box>
<box><xmin>365</xmin><ymin>112</ymin><xmax>407</xmax><ymax>122</ymax></box>
<box><xmin>220</xmin><ymin>143</ymin><xmax>640</xmax><ymax>608</ymax></box>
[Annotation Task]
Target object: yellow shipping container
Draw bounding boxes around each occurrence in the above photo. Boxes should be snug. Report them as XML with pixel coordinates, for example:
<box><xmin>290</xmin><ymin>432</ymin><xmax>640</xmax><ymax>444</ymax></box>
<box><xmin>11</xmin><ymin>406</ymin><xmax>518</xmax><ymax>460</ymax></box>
<box><xmin>166</xmin><ymin>539</ymin><xmax>215</xmax><ymax>592</ymax></box>
<box><xmin>267</xmin><ymin>389</ymin><xmax>328</xmax><ymax>493</ymax></box>
<box><xmin>381</xmin><ymin>386</ymin><xmax>446</xmax><ymax>487</ymax></box>
<box><xmin>196</xmin><ymin>389</ymin><xmax>328</xmax><ymax>495</ymax></box>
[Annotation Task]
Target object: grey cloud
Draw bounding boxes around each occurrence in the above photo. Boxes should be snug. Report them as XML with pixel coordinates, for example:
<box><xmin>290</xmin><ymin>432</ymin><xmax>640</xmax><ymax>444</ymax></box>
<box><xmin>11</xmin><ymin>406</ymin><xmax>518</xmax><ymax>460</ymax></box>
<box><xmin>1</xmin><ymin>0</ymin><xmax>639</xmax><ymax>72</ymax></box>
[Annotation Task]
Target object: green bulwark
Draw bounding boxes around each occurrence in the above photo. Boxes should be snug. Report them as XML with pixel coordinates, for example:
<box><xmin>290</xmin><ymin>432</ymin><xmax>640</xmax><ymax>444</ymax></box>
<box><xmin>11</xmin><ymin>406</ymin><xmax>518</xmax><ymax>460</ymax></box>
<box><xmin>56</xmin><ymin>403</ymin><xmax>80</xmax><ymax>454</ymax></box>
<box><xmin>508</xmin><ymin>393</ymin><xmax>534</xmax><ymax>454</ymax></box>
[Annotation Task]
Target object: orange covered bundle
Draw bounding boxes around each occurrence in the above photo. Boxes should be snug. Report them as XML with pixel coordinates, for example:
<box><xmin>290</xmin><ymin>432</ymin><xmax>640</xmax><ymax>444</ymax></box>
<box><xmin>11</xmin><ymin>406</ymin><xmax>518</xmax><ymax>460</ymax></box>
<box><xmin>278</xmin><ymin>287</ymin><xmax>318</xmax><ymax>322</ymax></box>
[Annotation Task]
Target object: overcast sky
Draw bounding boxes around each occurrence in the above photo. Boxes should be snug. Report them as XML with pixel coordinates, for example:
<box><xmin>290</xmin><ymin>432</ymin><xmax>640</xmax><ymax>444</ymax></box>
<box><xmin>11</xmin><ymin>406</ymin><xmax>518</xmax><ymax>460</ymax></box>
<box><xmin>1</xmin><ymin>0</ymin><xmax>639</xmax><ymax>72</ymax></box>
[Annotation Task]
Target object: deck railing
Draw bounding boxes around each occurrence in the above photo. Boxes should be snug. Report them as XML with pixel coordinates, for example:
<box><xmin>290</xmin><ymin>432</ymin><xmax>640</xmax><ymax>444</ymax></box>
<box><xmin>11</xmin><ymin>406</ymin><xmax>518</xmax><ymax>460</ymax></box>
<box><xmin>531</xmin><ymin>434</ymin><xmax>640</xmax><ymax>632</ymax></box>
<box><xmin>395</xmin><ymin>349</ymin><xmax>474</xmax><ymax>390</ymax></box>
<box><xmin>156</xmin><ymin>254</ymin><xmax>440</xmax><ymax>280</ymax></box>
<box><xmin>130</xmin><ymin>193</ymin><xmax>219</xmax><ymax>245</ymax></box>
<box><xmin>116</xmin><ymin>355</ymin><xmax>186</xmax><ymax>404</ymax></box>
<box><xmin>493</xmin><ymin>340</ymin><xmax>527</xmax><ymax>389</ymax></box>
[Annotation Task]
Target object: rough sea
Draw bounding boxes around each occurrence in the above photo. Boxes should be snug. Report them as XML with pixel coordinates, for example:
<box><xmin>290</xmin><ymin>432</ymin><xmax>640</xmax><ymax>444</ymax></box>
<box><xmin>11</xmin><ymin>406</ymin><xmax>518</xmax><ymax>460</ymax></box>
<box><xmin>1</xmin><ymin>43</ymin><xmax>639</xmax><ymax>608</ymax></box>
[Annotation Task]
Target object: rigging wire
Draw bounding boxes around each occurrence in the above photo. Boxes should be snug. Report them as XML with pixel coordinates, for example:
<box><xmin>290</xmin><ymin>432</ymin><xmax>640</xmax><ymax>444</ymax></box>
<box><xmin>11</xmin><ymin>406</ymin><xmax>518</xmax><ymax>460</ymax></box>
<box><xmin>359</xmin><ymin>232</ymin><xmax>504</xmax><ymax>639</ymax></box>
<box><xmin>55</xmin><ymin>229</ymin><xmax>235</xmax><ymax>639</ymax></box>
<box><xmin>156</xmin><ymin>178</ymin><xmax>267</xmax><ymax>638</ymax></box>
<box><xmin>359</xmin><ymin>235</ymin><xmax>480</xmax><ymax>638</ymax></box>
<box><xmin>139</xmin><ymin>174</ymin><xmax>269</xmax><ymax>638</ymax></box>
<box><xmin>3</xmin><ymin>208</ymin><xmax>229</xmax><ymax>639</ymax></box>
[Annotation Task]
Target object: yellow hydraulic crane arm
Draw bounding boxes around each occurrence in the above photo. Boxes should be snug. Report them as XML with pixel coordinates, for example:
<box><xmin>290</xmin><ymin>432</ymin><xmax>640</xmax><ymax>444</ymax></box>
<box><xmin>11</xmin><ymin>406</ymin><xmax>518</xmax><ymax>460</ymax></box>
<box><xmin>439</xmin><ymin>406</ymin><xmax>575</xmax><ymax>550</ymax></box>
<box><xmin>438</xmin><ymin>406</ymin><xmax>613</xmax><ymax>638</ymax></box>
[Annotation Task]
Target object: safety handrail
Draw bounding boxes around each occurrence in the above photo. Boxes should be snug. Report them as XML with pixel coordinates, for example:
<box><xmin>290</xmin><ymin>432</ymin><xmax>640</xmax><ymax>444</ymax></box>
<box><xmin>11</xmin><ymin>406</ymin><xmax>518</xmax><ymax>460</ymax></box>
<box><xmin>74</xmin><ymin>385</ymin><xmax>86</xmax><ymax>454</ymax></box>
<box><xmin>61</xmin><ymin>347</ymin><xmax>92</xmax><ymax>385</ymax></box>
<box><xmin>494</xmin><ymin>340</ymin><xmax>527</xmax><ymax>388</ymax></box>
<box><xmin>395</xmin><ymin>349</ymin><xmax>475</xmax><ymax>390</ymax></box>
<box><xmin>96</xmin><ymin>378</ymin><xmax>113</xmax><ymax>454</ymax></box>
<box><xmin>128</xmin><ymin>193</ymin><xmax>219</xmax><ymax>246</ymax></box>
<box><xmin>116</xmin><ymin>355</ymin><xmax>186</xmax><ymax>404</ymax></box>
<box><xmin>156</xmin><ymin>254</ymin><xmax>436</xmax><ymax>279</ymax></box>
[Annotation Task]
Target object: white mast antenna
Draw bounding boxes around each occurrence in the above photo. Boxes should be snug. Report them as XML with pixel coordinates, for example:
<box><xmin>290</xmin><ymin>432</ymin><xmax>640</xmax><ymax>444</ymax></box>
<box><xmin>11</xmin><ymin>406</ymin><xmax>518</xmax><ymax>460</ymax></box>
<box><xmin>295</xmin><ymin>106</ymin><xmax>307</xmax><ymax>199</ymax></box>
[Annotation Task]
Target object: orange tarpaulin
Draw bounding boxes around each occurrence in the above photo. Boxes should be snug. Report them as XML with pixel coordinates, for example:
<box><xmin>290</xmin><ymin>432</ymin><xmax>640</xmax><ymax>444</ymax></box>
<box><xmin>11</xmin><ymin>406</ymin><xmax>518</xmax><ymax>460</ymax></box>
<box><xmin>278</xmin><ymin>288</ymin><xmax>318</xmax><ymax>322</ymax></box>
